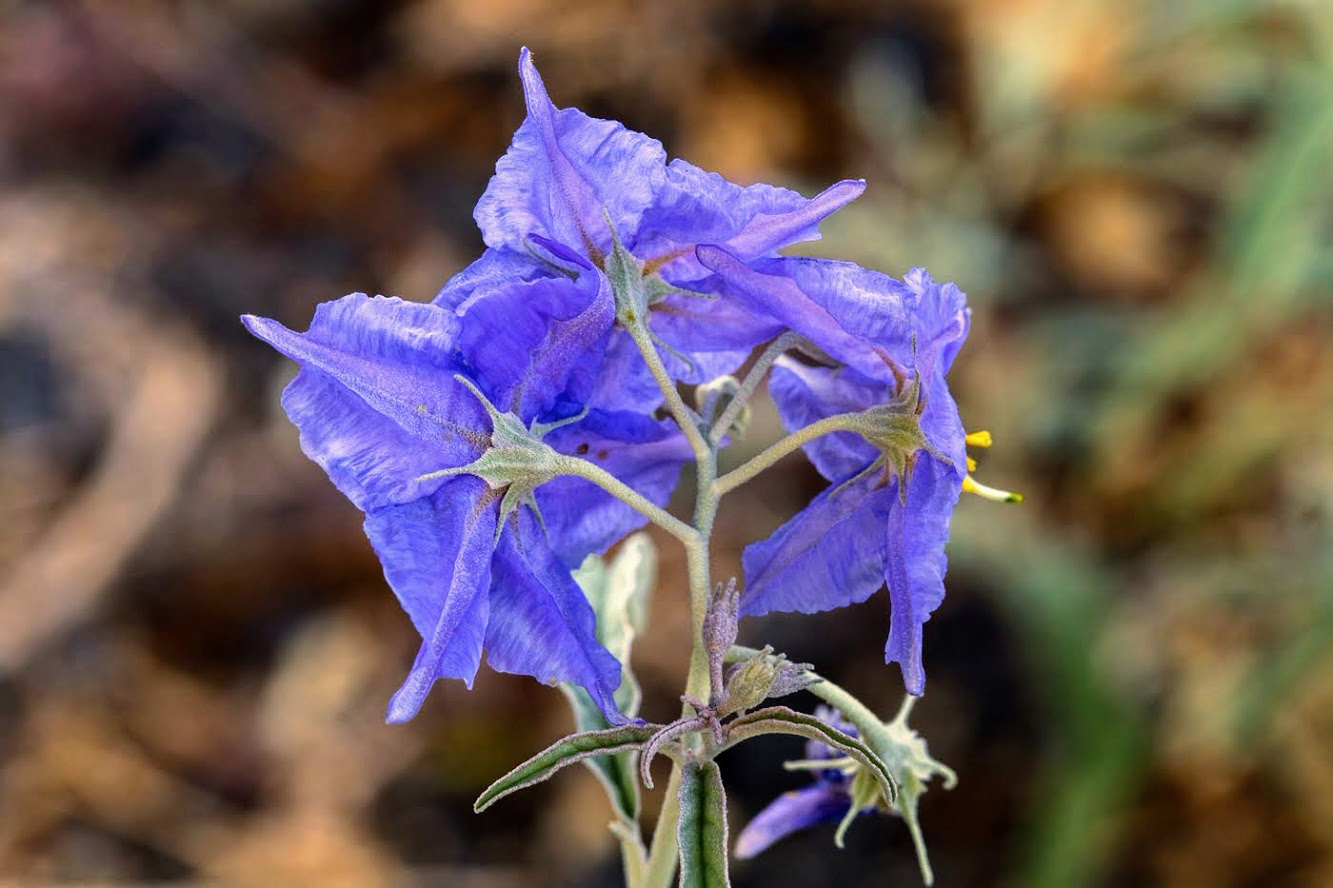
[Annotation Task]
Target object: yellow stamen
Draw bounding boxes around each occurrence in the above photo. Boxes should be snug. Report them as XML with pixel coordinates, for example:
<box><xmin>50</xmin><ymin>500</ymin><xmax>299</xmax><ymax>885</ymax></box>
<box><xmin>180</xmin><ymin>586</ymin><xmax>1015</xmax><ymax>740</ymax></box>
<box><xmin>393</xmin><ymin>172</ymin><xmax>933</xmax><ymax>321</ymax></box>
<box><xmin>962</xmin><ymin>475</ymin><xmax>1022</xmax><ymax>503</ymax></box>
<box><xmin>967</xmin><ymin>456</ymin><xmax>977</xmax><ymax>472</ymax></box>
<box><xmin>965</xmin><ymin>430</ymin><xmax>993</xmax><ymax>448</ymax></box>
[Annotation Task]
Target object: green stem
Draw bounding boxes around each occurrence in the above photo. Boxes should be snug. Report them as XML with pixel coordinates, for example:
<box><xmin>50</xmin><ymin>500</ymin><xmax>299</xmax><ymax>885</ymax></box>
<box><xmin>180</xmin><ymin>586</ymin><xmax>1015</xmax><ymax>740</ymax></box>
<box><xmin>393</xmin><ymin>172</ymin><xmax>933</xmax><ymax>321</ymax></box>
<box><xmin>807</xmin><ymin>677</ymin><xmax>900</xmax><ymax>756</ymax></box>
<box><xmin>624</xmin><ymin>315</ymin><xmax>718</xmax><ymax>707</ymax></box>
<box><xmin>611</xmin><ymin>821</ymin><xmax>648</xmax><ymax>888</ymax></box>
<box><xmin>682</xmin><ymin>539</ymin><xmax>713</xmax><ymax>709</ymax></box>
<box><xmin>639</xmin><ymin>540</ymin><xmax>710</xmax><ymax>888</ymax></box>
<box><xmin>627</xmin><ymin>316</ymin><xmax>722</xmax><ymax>888</ymax></box>
<box><xmin>707</xmin><ymin>331</ymin><xmax>802</xmax><ymax>444</ymax></box>
<box><xmin>553</xmin><ymin>455</ymin><xmax>698</xmax><ymax>545</ymax></box>
<box><xmin>625</xmin><ymin>319</ymin><xmax>712</xmax><ymax>466</ymax></box>
<box><xmin>713</xmin><ymin>412</ymin><xmax>866</xmax><ymax>497</ymax></box>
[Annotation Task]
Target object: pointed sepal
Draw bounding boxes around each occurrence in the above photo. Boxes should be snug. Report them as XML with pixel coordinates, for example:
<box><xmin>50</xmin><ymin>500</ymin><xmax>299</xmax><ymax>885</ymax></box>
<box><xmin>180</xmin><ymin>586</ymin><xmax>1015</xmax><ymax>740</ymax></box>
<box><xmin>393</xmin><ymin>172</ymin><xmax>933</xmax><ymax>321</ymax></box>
<box><xmin>418</xmin><ymin>374</ymin><xmax>583</xmax><ymax>533</ymax></box>
<box><xmin>877</xmin><ymin>697</ymin><xmax>957</xmax><ymax>885</ymax></box>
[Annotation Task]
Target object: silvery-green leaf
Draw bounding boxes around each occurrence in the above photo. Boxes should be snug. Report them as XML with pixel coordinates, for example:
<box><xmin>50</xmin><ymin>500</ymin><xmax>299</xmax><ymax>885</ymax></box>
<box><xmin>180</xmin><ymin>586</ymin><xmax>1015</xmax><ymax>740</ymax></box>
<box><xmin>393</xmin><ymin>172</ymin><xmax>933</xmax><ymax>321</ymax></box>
<box><xmin>603</xmin><ymin>532</ymin><xmax>655</xmax><ymax>635</ymax></box>
<box><xmin>677</xmin><ymin>760</ymin><xmax>730</xmax><ymax>888</ymax></box>
<box><xmin>722</xmin><ymin>706</ymin><xmax>898</xmax><ymax>806</ymax></box>
<box><xmin>559</xmin><ymin>685</ymin><xmax>643</xmax><ymax>820</ymax></box>
<box><xmin>474</xmin><ymin>724</ymin><xmax>657</xmax><ymax>813</ymax></box>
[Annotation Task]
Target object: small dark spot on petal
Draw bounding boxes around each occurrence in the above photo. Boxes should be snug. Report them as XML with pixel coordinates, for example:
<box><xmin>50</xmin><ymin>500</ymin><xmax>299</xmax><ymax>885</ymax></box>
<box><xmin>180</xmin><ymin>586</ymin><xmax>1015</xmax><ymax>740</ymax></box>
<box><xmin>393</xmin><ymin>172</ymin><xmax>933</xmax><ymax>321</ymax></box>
<box><xmin>596</xmin><ymin>449</ymin><xmax>609</xmax><ymax>461</ymax></box>
<box><xmin>576</xmin><ymin>443</ymin><xmax>590</xmax><ymax>455</ymax></box>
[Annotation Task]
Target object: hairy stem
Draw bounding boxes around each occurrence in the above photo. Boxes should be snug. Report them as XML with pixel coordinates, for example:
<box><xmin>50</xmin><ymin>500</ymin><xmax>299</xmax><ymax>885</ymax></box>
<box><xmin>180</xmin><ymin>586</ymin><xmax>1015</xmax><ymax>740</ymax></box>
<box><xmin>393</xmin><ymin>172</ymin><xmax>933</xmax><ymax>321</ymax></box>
<box><xmin>612</xmin><ymin>822</ymin><xmax>648</xmax><ymax>888</ymax></box>
<box><xmin>625</xmin><ymin>320</ymin><xmax>712</xmax><ymax>466</ymax></box>
<box><xmin>553</xmin><ymin>455</ymin><xmax>697</xmax><ymax>545</ymax></box>
<box><xmin>707</xmin><ymin>331</ymin><xmax>802</xmax><ymax>444</ymax></box>
<box><xmin>713</xmin><ymin>412</ymin><xmax>865</xmax><ymax>497</ymax></box>
<box><xmin>682</xmin><ymin>539</ymin><xmax>713</xmax><ymax>712</ymax></box>
<box><xmin>628</xmin><ymin>316</ymin><xmax>723</xmax><ymax>888</ymax></box>
<box><xmin>685</xmin><ymin>440</ymin><xmax>719</xmax><ymax>714</ymax></box>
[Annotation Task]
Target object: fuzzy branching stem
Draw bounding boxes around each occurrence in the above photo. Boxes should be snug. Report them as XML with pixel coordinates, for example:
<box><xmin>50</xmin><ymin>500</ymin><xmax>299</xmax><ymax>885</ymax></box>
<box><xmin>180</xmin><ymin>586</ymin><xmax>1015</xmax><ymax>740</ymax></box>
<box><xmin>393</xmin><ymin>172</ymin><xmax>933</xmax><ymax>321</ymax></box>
<box><xmin>713</xmin><ymin>412</ymin><xmax>866</xmax><ymax>497</ymax></box>
<box><xmin>707</xmin><ymin>331</ymin><xmax>802</xmax><ymax>444</ymax></box>
<box><xmin>625</xmin><ymin>319</ymin><xmax>712</xmax><ymax>466</ymax></box>
<box><xmin>553</xmin><ymin>455</ymin><xmax>697</xmax><ymax>545</ymax></box>
<box><xmin>625</xmin><ymin>316</ymin><xmax>724</xmax><ymax>888</ymax></box>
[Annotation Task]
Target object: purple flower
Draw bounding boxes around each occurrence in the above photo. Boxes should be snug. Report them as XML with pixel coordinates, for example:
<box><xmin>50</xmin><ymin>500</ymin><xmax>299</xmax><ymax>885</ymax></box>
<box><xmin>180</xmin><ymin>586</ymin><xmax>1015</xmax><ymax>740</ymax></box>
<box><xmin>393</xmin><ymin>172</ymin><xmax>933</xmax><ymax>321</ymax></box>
<box><xmin>734</xmin><ymin>707</ymin><xmax>865</xmax><ymax>858</ymax></box>
<box><xmin>242</xmin><ymin>291</ymin><xmax>688</xmax><ymax>724</ymax></box>
<box><xmin>700</xmin><ymin>257</ymin><xmax>971</xmax><ymax>695</ymax></box>
<box><xmin>444</xmin><ymin>48</ymin><xmax>866</xmax><ymax>407</ymax></box>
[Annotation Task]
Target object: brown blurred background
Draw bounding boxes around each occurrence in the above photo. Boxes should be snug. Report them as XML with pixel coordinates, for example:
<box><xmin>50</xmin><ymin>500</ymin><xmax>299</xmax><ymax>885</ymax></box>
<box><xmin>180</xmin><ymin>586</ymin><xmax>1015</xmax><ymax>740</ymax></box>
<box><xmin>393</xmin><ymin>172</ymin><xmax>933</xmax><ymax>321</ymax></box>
<box><xmin>0</xmin><ymin>1</ymin><xmax>1330</xmax><ymax>886</ymax></box>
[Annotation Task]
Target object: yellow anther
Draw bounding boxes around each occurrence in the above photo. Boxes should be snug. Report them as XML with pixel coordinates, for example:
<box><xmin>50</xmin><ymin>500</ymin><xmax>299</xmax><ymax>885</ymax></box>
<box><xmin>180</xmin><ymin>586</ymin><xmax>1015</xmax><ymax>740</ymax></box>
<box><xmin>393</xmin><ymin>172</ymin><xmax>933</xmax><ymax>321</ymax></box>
<box><xmin>962</xmin><ymin>475</ymin><xmax>1022</xmax><ymax>503</ymax></box>
<box><xmin>962</xmin><ymin>430</ymin><xmax>1019</xmax><ymax>502</ymax></box>
<box><xmin>965</xmin><ymin>430</ymin><xmax>993</xmax><ymax>448</ymax></box>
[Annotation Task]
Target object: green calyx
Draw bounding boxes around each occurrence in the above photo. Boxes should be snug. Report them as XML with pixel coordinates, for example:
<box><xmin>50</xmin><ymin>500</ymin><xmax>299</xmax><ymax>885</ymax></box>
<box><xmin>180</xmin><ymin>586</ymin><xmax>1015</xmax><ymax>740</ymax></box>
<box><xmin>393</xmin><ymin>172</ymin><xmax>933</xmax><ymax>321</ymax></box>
<box><xmin>833</xmin><ymin>768</ymin><xmax>884</xmax><ymax>849</ymax></box>
<box><xmin>604</xmin><ymin>236</ymin><xmax>710</xmax><ymax>330</ymax></box>
<box><xmin>717</xmin><ymin>646</ymin><xmax>818</xmax><ymax>718</ymax></box>
<box><xmin>836</xmin><ymin>375</ymin><xmax>948</xmax><ymax>501</ymax></box>
<box><xmin>873</xmin><ymin>697</ymin><xmax>957</xmax><ymax>885</ymax></box>
<box><xmin>417</xmin><ymin>375</ymin><xmax>586</xmax><ymax>531</ymax></box>
<box><xmin>718</xmin><ymin>652</ymin><xmax>782</xmax><ymax>717</ymax></box>
<box><xmin>604</xmin><ymin>237</ymin><xmax>649</xmax><ymax>324</ymax></box>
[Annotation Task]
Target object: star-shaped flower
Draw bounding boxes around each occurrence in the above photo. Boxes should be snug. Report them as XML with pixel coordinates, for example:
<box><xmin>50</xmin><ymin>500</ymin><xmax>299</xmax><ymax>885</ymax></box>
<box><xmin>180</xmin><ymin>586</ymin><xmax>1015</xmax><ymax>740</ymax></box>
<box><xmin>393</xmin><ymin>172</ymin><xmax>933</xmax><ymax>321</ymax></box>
<box><xmin>699</xmin><ymin>255</ymin><xmax>971</xmax><ymax>695</ymax></box>
<box><xmin>438</xmin><ymin>48</ymin><xmax>867</xmax><ymax>412</ymax></box>
<box><xmin>243</xmin><ymin>287</ymin><xmax>688</xmax><ymax>723</ymax></box>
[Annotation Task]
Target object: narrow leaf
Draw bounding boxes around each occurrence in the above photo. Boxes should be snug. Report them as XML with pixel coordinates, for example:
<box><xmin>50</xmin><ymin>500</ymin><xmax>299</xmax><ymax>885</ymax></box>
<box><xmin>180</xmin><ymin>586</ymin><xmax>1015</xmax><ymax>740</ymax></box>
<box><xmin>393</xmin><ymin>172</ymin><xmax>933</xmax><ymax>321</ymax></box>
<box><xmin>475</xmin><ymin>724</ymin><xmax>657</xmax><ymax>812</ymax></box>
<box><xmin>677</xmin><ymin>760</ymin><xmax>730</xmax><ymax>888</ymax></box>
<box><xmin>723</xmin><ymin>706</ymin><xmax>898</xmax><ymax>805</ymax></box>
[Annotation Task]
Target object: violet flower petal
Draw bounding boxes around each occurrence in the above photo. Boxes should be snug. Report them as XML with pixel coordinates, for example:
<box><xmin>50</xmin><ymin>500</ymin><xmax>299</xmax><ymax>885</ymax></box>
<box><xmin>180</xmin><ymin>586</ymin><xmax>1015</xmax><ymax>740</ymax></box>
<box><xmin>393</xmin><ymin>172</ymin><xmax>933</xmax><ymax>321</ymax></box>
<box><xmin>242</xmin><ymin>296</ymin><xmax>486</xmax><ymax>511</ymax></box>
<box><xmin>741</xmin><ymin>477</ymin><xmax>894</xmax><ymax>618</ymax></box>
<box><xmin>374</xmin><ymin>477</ymin><xmax>499</xmax><ymax>723</ymax></box>
<box><xmin>734</xmin><ymin>785</ymin><xmax>852</xmax><ymax>859</ymax></box>
<box><xmin>884</xmin><ymin>456</ymin><xmax>961</xmax><ymax>696</ymax></box>
<box><xmin>639</xmin><ymin>164</ymin><xmax>864</xmax><ymax>282</ymax></box>
<box><xmin>474</xmin><ymin>47</ymin><xmax>667</xmax><ymax>258</ymax></box>
<box><xmin>486</xmin><ymin>510</ymin><xmax>626</xmax><ymax>724</ymax></box>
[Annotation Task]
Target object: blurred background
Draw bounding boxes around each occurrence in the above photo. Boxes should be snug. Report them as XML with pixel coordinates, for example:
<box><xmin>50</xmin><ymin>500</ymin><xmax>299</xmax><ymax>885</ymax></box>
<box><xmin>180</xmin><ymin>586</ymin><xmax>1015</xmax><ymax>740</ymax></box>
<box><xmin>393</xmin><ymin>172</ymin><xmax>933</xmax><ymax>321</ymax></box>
<box><xmin>0</xmin><ymin>0</ymin><xmax>1330</xmax><ymax>886</ymax></box>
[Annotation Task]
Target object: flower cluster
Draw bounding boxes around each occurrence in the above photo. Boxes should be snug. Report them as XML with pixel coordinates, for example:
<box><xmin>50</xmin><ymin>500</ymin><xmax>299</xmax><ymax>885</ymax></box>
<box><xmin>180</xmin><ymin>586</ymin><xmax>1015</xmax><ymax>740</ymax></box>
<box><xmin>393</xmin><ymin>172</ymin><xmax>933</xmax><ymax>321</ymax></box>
<box><xmin>243</xmin><ymin>47</ymin><xmax>1002</xmax><ymax>731</ymax></box>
